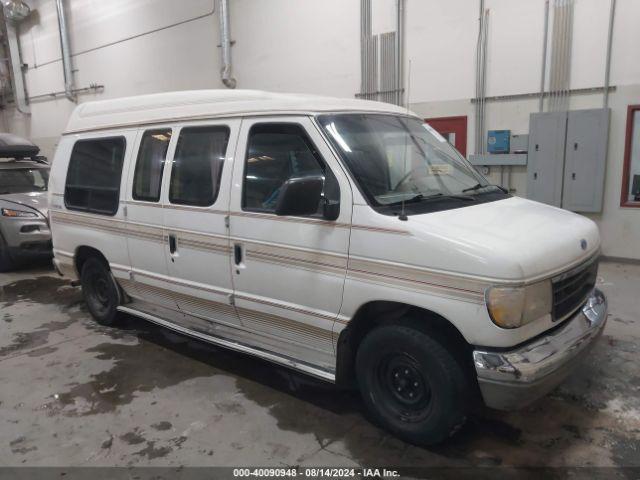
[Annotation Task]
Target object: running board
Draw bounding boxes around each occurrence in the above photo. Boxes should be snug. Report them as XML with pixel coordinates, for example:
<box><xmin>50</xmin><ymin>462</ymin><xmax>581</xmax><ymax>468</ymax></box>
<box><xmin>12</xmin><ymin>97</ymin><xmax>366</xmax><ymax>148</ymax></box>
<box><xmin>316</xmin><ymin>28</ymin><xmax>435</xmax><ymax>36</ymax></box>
<box><xmin>117</xmin><ymin>305</ymin><xmax>336</xmax><ymax>383</ymax></box>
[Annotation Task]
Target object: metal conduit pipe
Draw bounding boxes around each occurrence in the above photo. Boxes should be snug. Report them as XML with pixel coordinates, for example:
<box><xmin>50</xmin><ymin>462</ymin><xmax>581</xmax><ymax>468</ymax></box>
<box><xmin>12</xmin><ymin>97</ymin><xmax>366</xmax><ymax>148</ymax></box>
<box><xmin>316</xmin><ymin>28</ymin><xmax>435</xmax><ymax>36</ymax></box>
<box><xmin>566</xmin><ymin>1</ymin><xmax>574</xmax><ymax>111</ymax></box>
<box><xmin>55</xmin><ymin>0</ymin><xmax>75</xmax><ymax>102</ymax></box>
<box><xmin>479</xmin><ymin>13</ymin><xmax>485</xmax><ymax>153</ymax></box>
<box><xmin>474</xmin><ymin>0</ymin><xmax>484</xmax><ymax>153</ymax></box>
<box><xmin>560</xmin><ymin>1</ymin><xmax>566</xmax><ymax>110</ymax></box>
<box><xmin>3</xmin><ymin>0</ymin><xmax>30</xmax><ymax>114</ymax></box>
<box><xmin>553</xmin><ymin>0</ymin><xmax>563</xmax><ymax>111</ymax></box>
<box><xmin>5</xmin><ymin>24</ymin><xmax>28</xmax><ymax>114</ymax></box>
<box><xmin>396</xmin><ymin>0</ymin><xmax>405</xmax><ymax>106</ymax></box>
<box><xmin>539</xmin><ymin>0</ymin><xmax>549</xmax><ymax>112</ymax></box>
<box><xmin>217</xmin><ymin>0</ymin><xmax>236</xmax><ymax>89</ymax></box>
<box><xmin>549</xmin><ymin>0</ymin><xmax>559</xmax><ymax>111</ymax></box>
<box><xmin>479</xmin><ymin>9</ymin><xmax>489</xmax><ymax>154</ymax></box>
<box><xmin>603</xmin><ymin>0</ymin><xmax>616</xmax><ymax>108</ymax></box>
<box><xmin>562</xmin><ymin>1</ymin><xmax>568</xmax><ymax>110</ymax></box>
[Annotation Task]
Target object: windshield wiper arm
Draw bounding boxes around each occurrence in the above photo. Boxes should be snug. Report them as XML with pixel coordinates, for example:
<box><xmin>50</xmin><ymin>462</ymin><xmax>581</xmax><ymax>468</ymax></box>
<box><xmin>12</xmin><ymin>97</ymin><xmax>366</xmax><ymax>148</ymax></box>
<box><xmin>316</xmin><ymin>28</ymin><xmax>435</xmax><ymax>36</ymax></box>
<box><xmin>462</xmin><ymin>183</ymin><xmax>508</xmax><ymax>193</ymax></box>
<box><xmin>388</xmin><ymin>193</ymin><xmax>474</xmax><ymax>206</ymax></box>
<box><xmin>422</xmin><ymin>193</ymin><xmax>475</xmax><ymax>201</ymax></box>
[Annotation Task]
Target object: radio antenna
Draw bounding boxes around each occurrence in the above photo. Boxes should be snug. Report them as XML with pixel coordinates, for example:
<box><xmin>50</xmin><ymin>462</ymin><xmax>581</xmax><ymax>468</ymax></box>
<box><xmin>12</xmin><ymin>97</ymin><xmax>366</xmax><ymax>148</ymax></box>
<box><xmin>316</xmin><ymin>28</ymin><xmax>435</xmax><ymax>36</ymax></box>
<box><xmin>399</xmin><ymin>59</ymin><xmax>412</xmax><ymax>222</ymax></box>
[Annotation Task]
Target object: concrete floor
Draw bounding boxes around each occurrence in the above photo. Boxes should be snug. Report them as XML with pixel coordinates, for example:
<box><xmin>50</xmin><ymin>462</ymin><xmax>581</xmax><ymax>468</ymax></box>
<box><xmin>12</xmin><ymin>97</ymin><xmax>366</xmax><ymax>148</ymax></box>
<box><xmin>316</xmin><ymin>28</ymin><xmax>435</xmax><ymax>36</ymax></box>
<box><xmin>0</xmin><ymin>262</ymin><xmax>638</xmax><ymax>468</ymax></box>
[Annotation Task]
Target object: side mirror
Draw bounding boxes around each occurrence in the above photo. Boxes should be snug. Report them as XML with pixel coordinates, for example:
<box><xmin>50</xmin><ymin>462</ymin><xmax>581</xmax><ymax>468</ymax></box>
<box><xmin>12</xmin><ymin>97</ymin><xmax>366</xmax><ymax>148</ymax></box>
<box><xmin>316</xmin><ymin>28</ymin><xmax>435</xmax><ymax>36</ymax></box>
<box><xmin>275</xmin><ymin>176</ymin><xmax>324</xmax><ymax>217</ymax></box>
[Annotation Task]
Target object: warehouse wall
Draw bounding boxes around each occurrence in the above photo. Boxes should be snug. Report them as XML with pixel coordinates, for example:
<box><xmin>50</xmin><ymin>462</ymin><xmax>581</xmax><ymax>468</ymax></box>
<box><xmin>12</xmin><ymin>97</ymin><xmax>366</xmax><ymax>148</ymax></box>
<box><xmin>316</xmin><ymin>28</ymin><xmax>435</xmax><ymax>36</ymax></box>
<box><xmin>1</xmin><ymin>0</ymin><xmax>639</xmax><ymax>259</ymax></box>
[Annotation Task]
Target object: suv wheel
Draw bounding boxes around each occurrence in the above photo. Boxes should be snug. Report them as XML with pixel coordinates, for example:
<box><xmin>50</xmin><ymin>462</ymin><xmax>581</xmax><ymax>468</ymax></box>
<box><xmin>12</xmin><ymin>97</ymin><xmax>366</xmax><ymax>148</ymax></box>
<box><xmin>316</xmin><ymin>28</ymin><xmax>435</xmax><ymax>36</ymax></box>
<box><xmin>0</xmin><ymin>234</ymin><xmax>13</xmax><ymax>272</ymax></box>
<box><xmin>80</xmin><ymin>257</ymin><xmax>121</xmax><ymax>326</ymax></box>
<box><xmin>356</xmin><ymin>324</ymin><xmax>469</xmax><ymax>446</ymax></box>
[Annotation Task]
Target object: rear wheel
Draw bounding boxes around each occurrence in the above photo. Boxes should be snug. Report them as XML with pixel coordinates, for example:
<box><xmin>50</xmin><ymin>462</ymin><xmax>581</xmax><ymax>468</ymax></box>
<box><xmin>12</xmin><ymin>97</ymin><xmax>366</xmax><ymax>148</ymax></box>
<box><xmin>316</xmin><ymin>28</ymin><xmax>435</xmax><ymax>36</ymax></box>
<box><xmin>356</xmin><ymin>324</ymin><xmax>469</xmax><ymax>446</ymax></box>
<box><xmin>80</xmin><ymin>257</ymin><xmax>121</xmax><ymax>326</ymax></box>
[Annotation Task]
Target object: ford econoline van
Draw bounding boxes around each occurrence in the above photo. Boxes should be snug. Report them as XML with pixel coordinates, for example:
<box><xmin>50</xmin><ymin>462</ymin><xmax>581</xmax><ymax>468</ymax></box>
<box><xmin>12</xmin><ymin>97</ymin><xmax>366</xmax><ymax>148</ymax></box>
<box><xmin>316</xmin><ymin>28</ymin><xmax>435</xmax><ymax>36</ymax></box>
<box><xmin>49</xmin><ymin>90</ymin><xmax>607</xmax><ymax>445</ymax></box>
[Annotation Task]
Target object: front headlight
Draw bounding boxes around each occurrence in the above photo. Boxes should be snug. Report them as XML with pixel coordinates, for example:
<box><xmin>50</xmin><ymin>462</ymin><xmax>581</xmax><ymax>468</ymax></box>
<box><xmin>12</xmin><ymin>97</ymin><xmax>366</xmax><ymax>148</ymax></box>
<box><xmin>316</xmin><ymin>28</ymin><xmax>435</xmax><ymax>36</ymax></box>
<box><xmin>1</xmin><ymin>208</ymin><xmax>38</xmax><ymax>218</ymax></box>
<box><xmin>485</xmin><ymin>280</ymin><xmax>552</xmax><ymax>329</ymax></box>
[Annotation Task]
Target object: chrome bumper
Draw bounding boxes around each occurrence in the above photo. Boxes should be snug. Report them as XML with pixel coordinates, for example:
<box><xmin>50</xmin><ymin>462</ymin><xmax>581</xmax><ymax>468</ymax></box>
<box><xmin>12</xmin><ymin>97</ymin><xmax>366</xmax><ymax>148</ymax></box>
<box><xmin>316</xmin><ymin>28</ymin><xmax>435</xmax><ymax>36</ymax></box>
<box><xmin>473</xmin><ymin>288</ymin><xmax>607</xmax><ymax>410</ymax></box>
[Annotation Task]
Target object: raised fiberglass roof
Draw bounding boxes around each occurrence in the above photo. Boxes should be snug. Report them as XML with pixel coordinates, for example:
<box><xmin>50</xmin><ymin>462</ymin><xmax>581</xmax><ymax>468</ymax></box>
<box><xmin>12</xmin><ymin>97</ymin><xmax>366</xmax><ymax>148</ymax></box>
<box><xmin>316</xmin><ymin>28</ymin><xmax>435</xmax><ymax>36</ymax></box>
<box><xmin>64</xmin><ymin>89</ymin><xmax>415</xmax><ymax>134</ymax></box>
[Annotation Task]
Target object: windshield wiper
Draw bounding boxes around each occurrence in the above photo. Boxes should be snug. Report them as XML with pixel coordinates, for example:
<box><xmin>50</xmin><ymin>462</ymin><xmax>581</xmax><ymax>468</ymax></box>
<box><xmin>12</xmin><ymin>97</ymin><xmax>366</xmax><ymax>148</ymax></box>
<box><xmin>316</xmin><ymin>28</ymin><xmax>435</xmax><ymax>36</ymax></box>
<box><xmin>462</xmin><ymin>183</ymin><xmax>508</xmax><ymax>193</ymax></box>
<box><xmin>387</xmin><ymin>192</ymin><xmax>474</xmax><ymax>207</ymax></box>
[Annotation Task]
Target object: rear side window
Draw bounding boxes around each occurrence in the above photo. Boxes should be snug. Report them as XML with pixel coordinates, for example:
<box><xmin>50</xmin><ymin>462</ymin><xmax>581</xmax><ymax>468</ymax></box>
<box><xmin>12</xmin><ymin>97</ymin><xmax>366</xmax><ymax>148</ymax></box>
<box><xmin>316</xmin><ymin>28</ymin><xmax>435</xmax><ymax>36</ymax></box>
<box><xmin>133</xmin><ymin>129</ymin><xmax>172</xmax><ymax>202</ymax></box>
<box><xmin>169</xmin><ymin>126</ymin><xmax>230</xmax><ymax>207</ymax></box>
<box><xmin>64</xmin><ymin>137</ymin><xmax>126</xmax><ymax>215</ymax></box>
<box><xmin>242</xmin><ymin>123</ymin><xmax>338</xmax><ymax>214</ymax></box>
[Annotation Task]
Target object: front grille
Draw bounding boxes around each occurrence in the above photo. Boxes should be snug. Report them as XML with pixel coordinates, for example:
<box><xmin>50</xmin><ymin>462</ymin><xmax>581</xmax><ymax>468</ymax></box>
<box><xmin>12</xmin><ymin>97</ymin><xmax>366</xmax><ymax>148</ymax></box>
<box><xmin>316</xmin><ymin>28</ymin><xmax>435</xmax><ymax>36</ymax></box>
<box><xmin>552</xmin><ymin>257</ymin><xmax>599</xmax><ymax>321</ymax></box>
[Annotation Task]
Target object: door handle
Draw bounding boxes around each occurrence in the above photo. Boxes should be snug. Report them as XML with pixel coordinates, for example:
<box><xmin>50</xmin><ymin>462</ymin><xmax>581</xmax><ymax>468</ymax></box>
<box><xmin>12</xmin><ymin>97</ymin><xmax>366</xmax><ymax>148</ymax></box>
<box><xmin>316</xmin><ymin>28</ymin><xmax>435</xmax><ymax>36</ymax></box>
<box><xmin>234</xmin><ymin>243</ymin><xmax>242</xmax><ymax>265</ymax></box>
<box><xmin>169</xmin><ymin>234</ymin><xmax>177</xmax><ymax>254</ymax></box>
<box><xmin>572</xmin><ymin>173</ymin><xmax>576</xmax><ymax>180</ymax></box>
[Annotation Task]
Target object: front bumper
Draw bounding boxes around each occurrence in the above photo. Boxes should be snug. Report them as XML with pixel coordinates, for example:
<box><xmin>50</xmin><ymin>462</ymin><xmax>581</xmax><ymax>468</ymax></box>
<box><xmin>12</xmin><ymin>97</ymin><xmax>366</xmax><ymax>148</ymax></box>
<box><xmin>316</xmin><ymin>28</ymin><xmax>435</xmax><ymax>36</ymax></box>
<box><xmin>1</xmin><ymin>216</ymin><xmax>52</xmax><ymax>260</ymax></box>
<box><xmin>473</xmin><ymin>288</ymin><xmax>607</xmax><ymax>410</ymax></box>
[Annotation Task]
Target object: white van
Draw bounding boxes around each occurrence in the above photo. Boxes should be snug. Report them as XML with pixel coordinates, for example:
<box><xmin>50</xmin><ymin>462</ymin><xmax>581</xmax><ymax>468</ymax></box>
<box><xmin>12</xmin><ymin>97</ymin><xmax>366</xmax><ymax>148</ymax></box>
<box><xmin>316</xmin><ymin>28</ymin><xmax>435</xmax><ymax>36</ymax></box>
<box><xmin>49</xmin><ymin>90</ymin><xmax>607</xmax><ymax>445</ymax></box>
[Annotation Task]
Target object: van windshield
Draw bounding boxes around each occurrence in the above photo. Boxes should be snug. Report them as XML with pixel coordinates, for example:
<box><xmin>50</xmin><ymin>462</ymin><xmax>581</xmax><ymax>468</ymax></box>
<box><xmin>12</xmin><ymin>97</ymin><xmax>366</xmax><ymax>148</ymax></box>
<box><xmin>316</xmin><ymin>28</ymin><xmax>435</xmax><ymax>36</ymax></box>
<box><xmin>317</xmin><ymin>114</ymin><xmax>508</xmax><ymax>214</ymax></box>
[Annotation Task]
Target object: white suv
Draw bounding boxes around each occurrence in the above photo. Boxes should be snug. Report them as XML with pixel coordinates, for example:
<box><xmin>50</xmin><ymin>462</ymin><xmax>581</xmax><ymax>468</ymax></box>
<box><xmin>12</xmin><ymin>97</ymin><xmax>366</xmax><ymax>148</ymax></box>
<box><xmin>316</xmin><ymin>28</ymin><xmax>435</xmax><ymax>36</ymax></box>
<box><xmin>48</xmin><ymin>90</ymin><xmax>607</xmax><ymax>445</ymax></box>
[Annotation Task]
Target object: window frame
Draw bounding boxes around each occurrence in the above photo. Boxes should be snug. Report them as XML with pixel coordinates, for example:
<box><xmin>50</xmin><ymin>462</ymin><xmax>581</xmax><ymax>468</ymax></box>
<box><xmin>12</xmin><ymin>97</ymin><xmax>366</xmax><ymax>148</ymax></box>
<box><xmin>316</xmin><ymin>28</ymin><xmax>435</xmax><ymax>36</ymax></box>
<box><xmin>64</xmin><ymin>136</ymin><xmax>127</xmax><ymax>216</ymax></box>
<box><xmin>168</xmin><ymin>124</ymin><xmax>231</xmax><ymax>208</ymax></box>
<box><xmin>241</xmin><ymin>122</ymin><xmax>337</xmax><ymax>216</ymax></box>
<box><xmin>621</xmin><ymin>104</ymin><xmax>640</xmax><ymax>208</ymax></box>
<box><xmin>132</xmin><ymin>128</ymin><xmax>172</xmax><ymax>203</ymax></box>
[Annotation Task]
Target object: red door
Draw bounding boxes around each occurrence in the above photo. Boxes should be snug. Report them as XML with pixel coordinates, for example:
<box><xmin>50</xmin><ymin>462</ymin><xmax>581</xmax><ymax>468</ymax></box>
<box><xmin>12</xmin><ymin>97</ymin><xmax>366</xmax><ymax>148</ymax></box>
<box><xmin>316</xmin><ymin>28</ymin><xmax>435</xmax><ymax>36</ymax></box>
<box><xmin>425</xmin><ymin>116</ymin><xmax>468</xmax><ymax>157</ymax></box>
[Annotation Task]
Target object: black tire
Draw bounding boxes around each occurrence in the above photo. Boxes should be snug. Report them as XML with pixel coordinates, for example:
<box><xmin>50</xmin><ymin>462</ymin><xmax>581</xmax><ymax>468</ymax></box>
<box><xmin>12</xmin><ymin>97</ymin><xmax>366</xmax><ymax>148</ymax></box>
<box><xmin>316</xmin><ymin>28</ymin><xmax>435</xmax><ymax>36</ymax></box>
<box><xmin>356</xmin><ymin>324</ymin><xmax>469</xmax><ymax>446</ymax></box>
<box><xmin>80</xmin><ymin>257</ymin><xmax>121</xmax><ymax>326</ymax></box>
<box><xmin>0</xmin><ymin>233</ymin><xmax>13</xmax><ymax>272</ymax></box>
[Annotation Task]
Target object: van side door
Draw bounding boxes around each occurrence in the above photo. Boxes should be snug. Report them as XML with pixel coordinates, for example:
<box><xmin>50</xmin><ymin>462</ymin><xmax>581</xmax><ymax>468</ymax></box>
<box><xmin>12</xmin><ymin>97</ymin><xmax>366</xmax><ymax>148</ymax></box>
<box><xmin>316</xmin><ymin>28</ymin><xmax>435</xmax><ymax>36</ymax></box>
<box><xmin>228</xmin><ymin>116</ymin><xmax>352</xmax><ymax>373</ymax></box>
<box><xmin>122</xmin><ymin>127</ymin><xmax>178</xmax><ymax>317</ymax></box>
<box><xmin>162</xmin><ymin>120</ymin><xmax>242</xmax><ymax>331</ymax></box>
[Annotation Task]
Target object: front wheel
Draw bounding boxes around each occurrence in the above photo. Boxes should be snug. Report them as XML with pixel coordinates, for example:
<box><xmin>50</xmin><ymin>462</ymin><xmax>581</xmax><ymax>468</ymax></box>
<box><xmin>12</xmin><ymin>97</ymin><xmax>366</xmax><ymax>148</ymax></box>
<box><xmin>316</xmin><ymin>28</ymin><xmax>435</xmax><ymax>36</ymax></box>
<box><xmin>80</xmin><ymin>257</ymin><xmax>121</xmax><ymax>326</ymax></box>
<box><xmin>356</xmin><ymin>325</ymin><xmax>469</xmax><ymax>446</ymax></box>
<box><xmin>0</xmin><ymin>234</ymin><xmax>14</xmax><ymax>272</ymax></box>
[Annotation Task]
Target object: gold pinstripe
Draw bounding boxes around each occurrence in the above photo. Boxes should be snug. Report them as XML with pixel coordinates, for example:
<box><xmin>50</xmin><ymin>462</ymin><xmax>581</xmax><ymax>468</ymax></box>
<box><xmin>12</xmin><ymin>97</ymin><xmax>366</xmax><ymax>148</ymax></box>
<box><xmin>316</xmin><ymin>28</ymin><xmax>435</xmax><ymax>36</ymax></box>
<box><xmin>52</xmin><ymin>209</ymin><xmax>487</xmax><ymax>305</ymax></box>
<box><xmin>117</xmin><ymin>276</ymin><xmax>334</xmax><ymax>341</ymax></box>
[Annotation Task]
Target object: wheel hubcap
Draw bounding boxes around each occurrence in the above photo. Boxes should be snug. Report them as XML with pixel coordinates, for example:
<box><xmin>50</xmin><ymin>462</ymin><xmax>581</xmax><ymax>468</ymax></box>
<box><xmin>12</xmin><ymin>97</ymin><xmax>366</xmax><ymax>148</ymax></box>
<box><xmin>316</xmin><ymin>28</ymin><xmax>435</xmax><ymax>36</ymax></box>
<box><xmin>86</xmin><ymin>269</ymin><xmax>112</xmax><ymax>315</ymax></box>
<box><xmin>94</xmin><ymin>278</ymin><xmax>109</xmax><ymax>305</ymax></box>
<box><xmin>377</xmin><ymin>353</ymin><xmax>432</xmax><ymax>421</ymax></box>
<box><xmin>390</xmin><ymin>363</ymin><xmax>425</xmax><ymax>405</ymax></box>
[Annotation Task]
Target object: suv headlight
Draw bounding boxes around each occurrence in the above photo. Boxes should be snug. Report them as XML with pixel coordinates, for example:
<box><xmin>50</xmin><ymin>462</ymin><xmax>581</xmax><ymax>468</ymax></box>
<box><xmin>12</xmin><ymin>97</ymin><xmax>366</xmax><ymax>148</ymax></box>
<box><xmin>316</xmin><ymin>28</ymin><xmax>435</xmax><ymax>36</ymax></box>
<box><xmin>485</xmin><ymin>280</ymin><xmax>552</xmax><ymax>329</ymax></box>
<box><xmin>1</xmin><ymin>208</ymin><xmax>38</xmax><ymax>218</ymax></box>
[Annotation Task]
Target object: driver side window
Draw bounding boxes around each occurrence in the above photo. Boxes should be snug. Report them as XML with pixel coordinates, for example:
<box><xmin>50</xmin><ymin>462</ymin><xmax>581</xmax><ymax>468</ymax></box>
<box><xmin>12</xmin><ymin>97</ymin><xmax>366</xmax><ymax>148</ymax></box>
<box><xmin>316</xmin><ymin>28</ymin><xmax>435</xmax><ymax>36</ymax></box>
<box><xmin>242</xmin><ymin>123</ymin><xmax>338</xmax><ymax>214</ymax></box>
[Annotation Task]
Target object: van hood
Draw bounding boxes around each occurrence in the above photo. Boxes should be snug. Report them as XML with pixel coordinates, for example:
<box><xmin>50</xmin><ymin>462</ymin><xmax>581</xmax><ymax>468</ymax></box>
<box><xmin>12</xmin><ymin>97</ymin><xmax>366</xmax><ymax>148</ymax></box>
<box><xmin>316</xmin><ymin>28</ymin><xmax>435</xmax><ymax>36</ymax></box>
<box><xmin>406</xmin><ymin>196</ymin><xmax>600</xmax><ymax>282</ymax></box>
<box><xmin>0</xmin><ymin>191</ymin><xmax>49</xmax><ymax>218</ymax></box>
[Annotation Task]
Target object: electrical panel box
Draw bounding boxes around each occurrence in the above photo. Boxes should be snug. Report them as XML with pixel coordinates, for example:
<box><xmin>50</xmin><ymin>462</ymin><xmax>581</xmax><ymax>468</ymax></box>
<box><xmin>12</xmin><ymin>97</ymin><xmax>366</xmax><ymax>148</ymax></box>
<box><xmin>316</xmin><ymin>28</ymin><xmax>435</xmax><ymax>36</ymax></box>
<box><xmin>487</xmin><ymin>130</ymin><xmax>510</xmax><ymax>153</ymax></box>
<box><xmin>510</xmin><ymin>134</ymin><xmax>529</xmax><ymax>154</ymax></box>
<box><xmin>526</xmin><ymin>108</ymin><xmax>610</xmax><ymax>213</ymax></box>
<box><xmin>562</xmin><ymin>109</ymin><xmax>610</xmax><ymax>213</ymax></box>
<box><xmin>527</xmin><ymin>112</ymin><xmax>567</xmax><ymax>208</ymax></box>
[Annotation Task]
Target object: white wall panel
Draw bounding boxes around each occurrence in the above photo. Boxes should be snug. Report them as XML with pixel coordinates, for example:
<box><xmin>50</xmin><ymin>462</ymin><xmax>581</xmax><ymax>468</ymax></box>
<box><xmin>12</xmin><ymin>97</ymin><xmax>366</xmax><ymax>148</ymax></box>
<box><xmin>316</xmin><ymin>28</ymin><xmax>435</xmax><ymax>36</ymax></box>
<box><xmin>230</xmin><ymin>0</ymin><xmax>360</xmax><ymax>96</ymax></box>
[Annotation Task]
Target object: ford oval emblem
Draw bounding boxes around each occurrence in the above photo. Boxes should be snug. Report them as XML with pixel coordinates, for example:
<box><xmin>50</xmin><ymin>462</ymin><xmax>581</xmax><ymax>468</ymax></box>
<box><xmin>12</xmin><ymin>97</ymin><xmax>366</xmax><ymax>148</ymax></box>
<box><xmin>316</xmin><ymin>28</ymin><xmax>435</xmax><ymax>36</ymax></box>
<box><xmin>580</xmin><ymin>239</ymin><xmax>588</xmax><ymax>251</ymax></box>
